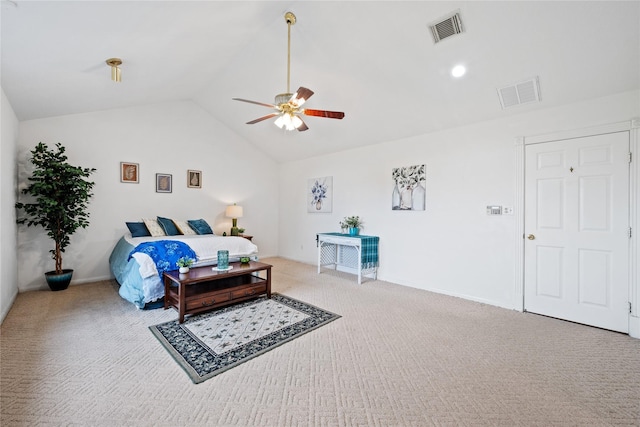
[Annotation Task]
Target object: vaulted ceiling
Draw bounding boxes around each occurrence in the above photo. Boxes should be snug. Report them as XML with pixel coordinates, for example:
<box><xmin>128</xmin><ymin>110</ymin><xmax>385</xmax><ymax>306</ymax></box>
<box><xmin>2</xmin><ymin>1</ymin><xmax>639</xmax><ymax>162</ymax></box>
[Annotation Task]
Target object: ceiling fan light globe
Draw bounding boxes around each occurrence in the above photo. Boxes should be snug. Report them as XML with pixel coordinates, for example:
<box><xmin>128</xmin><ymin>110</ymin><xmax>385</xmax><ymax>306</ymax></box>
<box><xmin>274</xmin><ymin>115</ymin><xmax>286</xmax><ymax>129</ymax></box>
<box><xmin>291</xmin><ymin>115</ymin><xmax>303</xmax><ymax>129</ymax></box>
<box><xmin>285</xmin><ymin>115</ymin><xmax>296</xmax><ymax>130</ymax></box>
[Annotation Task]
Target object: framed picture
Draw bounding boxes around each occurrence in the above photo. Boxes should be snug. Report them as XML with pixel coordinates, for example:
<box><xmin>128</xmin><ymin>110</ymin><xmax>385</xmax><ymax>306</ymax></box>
<box><xmin>392</xmin><ymin>164</ymin><xmax>426</xmax><ymax>211</ymax></box>
<box><xmin>156</xmin><ymin>173</ymin><xmax>172</xmax><ymax>193</ymax></box>
<box><xmin>187</xmin><ymin>170</ymin><xmax>202</xmax><ymax>188</ymax></box>
<box><xmin>120</xmin><ymin>162</ymin><xmax>139</xmax><ymax>183</ymax></box>
<box><xmin>307</xmin><ymin>176</ymin><xmax>332</xmax><ymax>213</ymax></box>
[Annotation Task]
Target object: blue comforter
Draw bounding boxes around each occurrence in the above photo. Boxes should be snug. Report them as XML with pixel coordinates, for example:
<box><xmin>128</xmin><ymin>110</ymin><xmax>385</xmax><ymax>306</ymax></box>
<box><xmin>128</xmin><ymin>240</ymin><xmax>197</xmax><ymax>279</ymax></box>
<box><xmin>109</xmin><ymin>234</ymin><xmax>259</xmax><ymax>309</ymax></box>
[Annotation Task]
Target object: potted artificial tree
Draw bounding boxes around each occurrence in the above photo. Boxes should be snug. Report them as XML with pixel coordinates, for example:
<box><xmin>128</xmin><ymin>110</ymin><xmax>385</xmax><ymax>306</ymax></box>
<box><xmin>15</xmin><ymin>142</ymin><xmax>96</xmax><ymax>291</ymax></box>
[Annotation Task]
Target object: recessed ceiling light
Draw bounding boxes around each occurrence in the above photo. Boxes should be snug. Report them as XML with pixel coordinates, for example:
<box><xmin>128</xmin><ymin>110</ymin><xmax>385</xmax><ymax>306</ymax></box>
<box><xmin>451</xmin><ymin>65</ymin><xmax>466</xmax><ymax>78</ymax></box>
<box><xmin>451</xmin><ymin>65</ymin><xmax>467</xmax><ymax>77</ymax></box>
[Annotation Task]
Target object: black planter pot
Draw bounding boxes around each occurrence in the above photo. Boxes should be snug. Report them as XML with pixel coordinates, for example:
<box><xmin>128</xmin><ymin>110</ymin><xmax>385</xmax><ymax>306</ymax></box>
<box><xmin>45</xmin><ymin>269</ymin><xmax>73</xmax><ymax>291</ymax></box>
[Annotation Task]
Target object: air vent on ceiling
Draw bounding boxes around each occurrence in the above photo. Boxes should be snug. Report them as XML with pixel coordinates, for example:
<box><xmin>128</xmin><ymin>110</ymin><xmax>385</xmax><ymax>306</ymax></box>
<box><xmin>429</xmin><ymin>12</ymin><xmax>464</xmax><ymax>43</ymax></box>
<box><xmin>497</xmin><ymin>77</ymin><xmax>541</xmax><ymax>109</ymax></box>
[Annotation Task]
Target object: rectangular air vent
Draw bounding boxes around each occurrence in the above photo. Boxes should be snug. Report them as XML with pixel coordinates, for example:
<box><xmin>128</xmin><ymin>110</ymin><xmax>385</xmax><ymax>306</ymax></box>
<box><xmin>429</xmin><ymin>12</ymin><xmax>464</xmax><ymax>43</ymax></box>
<box><xmin>497</xmin><ymin>77</ymin><xmax>541</xmax><ymax>109</ymax></box>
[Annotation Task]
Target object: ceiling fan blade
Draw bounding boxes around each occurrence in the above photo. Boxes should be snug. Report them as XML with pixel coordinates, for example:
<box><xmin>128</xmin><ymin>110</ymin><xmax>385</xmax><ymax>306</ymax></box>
<box><xmin>303</xmin><ymin>109</ymin><xmax>345</xmax><ymax>120</ymax></box>
<box><xmin>246</xmin><ymin>113</ymin><xmax>281</xmax><ymax>124</ymax></box>
<box><xmin>232</xmin><ymin>98</ymin><xmax>277</xmax><ymax>109</ymax></box>
<box><xmin>296</xmin><ymin>117</ymin><xmax>309</xmax><ymax>132</ymax></box>
<box><xmin>290</xmin><ymin>87</ymin><xmax>314</xmax><ymax>106</ymax></box>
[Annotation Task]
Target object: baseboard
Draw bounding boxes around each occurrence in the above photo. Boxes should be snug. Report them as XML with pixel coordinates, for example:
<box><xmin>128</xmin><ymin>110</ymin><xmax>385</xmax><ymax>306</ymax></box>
<box><xmin>397</xmin><ymin>280</ymin><xmax>517</xmax><ymax>311</ymax></box>
<box><xmin>19</xmin><ymin>274</ymin><xmax>115</xmax><ymax>292</ymax></box>
<box><xmin>0</xmin><ymin>288</ymin><xmax>18</xmax><ymax>325</ymax></box>
<box><xmin>71</xmin><ymin>274</ymin><xmax>113</xmax><ymax>285</ymax></box>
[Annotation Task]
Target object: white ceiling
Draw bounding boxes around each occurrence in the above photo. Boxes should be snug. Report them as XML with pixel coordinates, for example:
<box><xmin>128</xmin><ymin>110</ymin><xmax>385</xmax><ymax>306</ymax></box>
<box><xmin>2</xmin><ymin>1</ymin><xmax>639</xmax><ymax>163</ymax></box>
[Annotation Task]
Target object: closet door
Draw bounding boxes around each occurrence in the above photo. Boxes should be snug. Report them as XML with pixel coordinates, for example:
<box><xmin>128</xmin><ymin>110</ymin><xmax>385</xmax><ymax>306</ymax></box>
<box><xmin>524</xmin><ymin>131</ymin><xmax>630</xmax><ymax>332</ymax></box>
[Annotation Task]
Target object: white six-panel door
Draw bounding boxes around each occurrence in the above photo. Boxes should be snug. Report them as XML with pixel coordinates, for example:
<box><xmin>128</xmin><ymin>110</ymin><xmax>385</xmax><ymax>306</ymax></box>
<box><xmin>524</xmin><ymin>131</ymin><xmax>630</xmax><ymax>333</ymax></box>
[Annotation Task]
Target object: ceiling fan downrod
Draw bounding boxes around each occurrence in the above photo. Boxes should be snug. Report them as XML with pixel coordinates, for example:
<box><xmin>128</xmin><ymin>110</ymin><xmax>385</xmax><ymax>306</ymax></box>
<box><xmin>285</xmin><ymin>12</ymin><xmax>296</xmax><ymax>96</ymax></box>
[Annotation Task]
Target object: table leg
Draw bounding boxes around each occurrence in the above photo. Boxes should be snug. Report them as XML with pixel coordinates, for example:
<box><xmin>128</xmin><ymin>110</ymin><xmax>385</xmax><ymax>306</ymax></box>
<box><xmin>178</xmin><ymin>281</ymin><xmax>185</xmax><ymax>323</ymax></box>
<box><xmin>356</xmin><ymin>245</ymin><xmax>362</xmax><ymax>284</ymax></box>
<box><xmin>163</xmin><ymin>276</ymin><xmax>170</xmax><ymax>310</ymax></box>
<box><xmin>266</xmin><ymin>266</ymin><xmax>272</xmax><ymax>298</ymax></box>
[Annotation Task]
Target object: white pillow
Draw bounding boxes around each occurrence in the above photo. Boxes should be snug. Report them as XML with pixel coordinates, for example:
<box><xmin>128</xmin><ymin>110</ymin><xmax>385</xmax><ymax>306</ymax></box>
<box><xmin>173</xmin><ymin>220</ymin><xmax>197</xmax><ymax>235</ymax></box>
<box><xmin>142</xmin><ymin>218</ymin><xmax>166</xmax><ymax>237</ymax></box>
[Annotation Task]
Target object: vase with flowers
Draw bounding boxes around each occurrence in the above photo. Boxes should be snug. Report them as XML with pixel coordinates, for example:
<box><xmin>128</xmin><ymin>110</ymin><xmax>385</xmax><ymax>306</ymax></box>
<box><xmin>176</xmin><ymin>256</ymin><xmax>195</xmax><ymax>274</ymax></box>
<box><xmin>340</xmin><ymin>215</ymin><xmax>364</xmax><ymax>236</ymax></box>
<box><xmin>310</xmin><ymin>179</ymin><xmax>328</xmax><ymax>211</ymax></box>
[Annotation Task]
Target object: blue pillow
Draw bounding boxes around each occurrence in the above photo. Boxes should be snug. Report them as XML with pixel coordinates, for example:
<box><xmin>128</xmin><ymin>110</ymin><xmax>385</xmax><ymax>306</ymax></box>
<box><xmin>157</xmin><ymin>216</ymin><xmax>180</xmax><ymax>236</ymax></box>
<box><xmin>126</xmin><ymin>222</ymin><xmax>150</xmax><ymax>238</ymax></box>
<box><xmin>188</xmin><ymin>219</ymin><xmax>214</xmax><ymax>235</ymax></box>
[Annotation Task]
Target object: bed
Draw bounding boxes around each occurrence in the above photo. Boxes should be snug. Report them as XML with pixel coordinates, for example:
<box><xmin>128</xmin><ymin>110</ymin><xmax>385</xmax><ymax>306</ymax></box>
<box><xmin>109</xmin><ymin>233</ymin><xmax>259</xmax><ymax>309</ymax></box>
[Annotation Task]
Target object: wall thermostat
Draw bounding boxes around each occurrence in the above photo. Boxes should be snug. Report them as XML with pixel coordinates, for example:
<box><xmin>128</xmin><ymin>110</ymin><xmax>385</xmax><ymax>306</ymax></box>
<box><xmin>486</xmin><ymin>206</ymin><xmax>502</xmax><ymax>215</ymax></box>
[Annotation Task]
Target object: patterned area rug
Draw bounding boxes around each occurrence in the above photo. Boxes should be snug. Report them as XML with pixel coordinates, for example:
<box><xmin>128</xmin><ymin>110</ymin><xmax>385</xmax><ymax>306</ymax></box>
<box><xmin>150</xmin><ymin>294</ymin><xmax>340</xmax><ymax>384</ymax></box>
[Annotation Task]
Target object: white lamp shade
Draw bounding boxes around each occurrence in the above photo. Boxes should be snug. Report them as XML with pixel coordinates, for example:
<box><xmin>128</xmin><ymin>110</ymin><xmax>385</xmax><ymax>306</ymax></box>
<box><xmin>225</xmin><ymin>205</ymin><xmax>243</xmax><ymax>218</ymax></box>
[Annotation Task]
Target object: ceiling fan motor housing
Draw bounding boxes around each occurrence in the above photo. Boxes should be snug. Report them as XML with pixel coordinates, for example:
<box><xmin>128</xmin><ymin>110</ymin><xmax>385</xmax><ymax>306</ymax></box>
<box><xmin>275</xmin><ymin>93</ymin><xmax>293</xmax><ymax>105</ymax></box>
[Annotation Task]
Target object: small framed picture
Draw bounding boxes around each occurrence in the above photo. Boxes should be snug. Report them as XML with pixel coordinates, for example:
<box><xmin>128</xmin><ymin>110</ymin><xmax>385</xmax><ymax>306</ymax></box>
<box><xmin>156</xmin><ymin>173</ymin><xmax>172</xmax><ymax>193</ymax></box>
<box><xmin>187</xmin><ymin>170</ymin><xmax>202</xmax><ymax>188</ymax></box>
<box><xmin>120</xmin><ymin>162</ymin><xmax>139</xmax><ymax>183</ymax></box>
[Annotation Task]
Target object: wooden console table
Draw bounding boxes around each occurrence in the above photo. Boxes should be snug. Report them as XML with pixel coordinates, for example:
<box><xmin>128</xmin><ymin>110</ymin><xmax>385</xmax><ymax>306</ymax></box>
<box><xmin>317</xmin><ymin>233</ymin><xmax>379</xmax><ymax>284</ymax></box>
<box><xmin>163</xmin><ymin>261</ymin><xmax>272</xmax><ymax>323</ymax></box>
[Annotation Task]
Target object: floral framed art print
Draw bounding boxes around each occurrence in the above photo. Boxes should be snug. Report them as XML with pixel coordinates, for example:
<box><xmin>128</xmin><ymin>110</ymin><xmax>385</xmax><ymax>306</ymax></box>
<box><xmin>156</xmin><ymin>173</ymin><xmax>172</xmax><ymax>193</ymax></box>
<box><xmin>308</xmin><ymin>176</ymin><xmax>332</xmax><ymax>213</ymax></box>
<box><xmin>392</xmin><ymin>164</ymin><xmax>426</xmax><ymax>211</ymax></box>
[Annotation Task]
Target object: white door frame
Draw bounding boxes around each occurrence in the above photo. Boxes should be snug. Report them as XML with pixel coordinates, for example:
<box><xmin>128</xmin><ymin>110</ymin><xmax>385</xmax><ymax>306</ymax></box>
<box><xmin>514</xmin><ymin>119</ymin><xmax>640</xmax><ymax>338</ymax></box>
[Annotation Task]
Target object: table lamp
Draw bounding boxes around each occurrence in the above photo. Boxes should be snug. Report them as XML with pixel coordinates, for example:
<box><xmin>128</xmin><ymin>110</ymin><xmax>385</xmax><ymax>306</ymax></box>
<box><xmin>225</xmin><ymin>203</ymin><xmax>243</xmax><ymax>236</ymax></box>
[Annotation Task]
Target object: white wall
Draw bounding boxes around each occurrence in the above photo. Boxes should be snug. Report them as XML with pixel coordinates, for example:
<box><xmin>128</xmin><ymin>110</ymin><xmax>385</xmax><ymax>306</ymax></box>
<box><xmin>278</xmin><ymin>90</ymin><xmax>640</xmax><ymax>310</ymax></box>
<box><xmin>1</xmin><ymin>88</ymin><xmax>19</xmax><ymax>323</ymax></box>
<box><xmin>16</xmin><ymin>101</ymin><xmax>279</xmax><ymax>291</ymax></box>
<box><xmin>10</xmin><ymin>90</ymin><xmax>639</xmax><ymax>317</ymax></box>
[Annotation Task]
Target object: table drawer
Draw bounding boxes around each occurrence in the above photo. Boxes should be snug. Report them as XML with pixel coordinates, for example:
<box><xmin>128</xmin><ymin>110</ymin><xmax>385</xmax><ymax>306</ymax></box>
<box><xmin>231</xmin><ymin>283</ymin><xmax>266</xmax><ymax>299</ymax></box>
<box><xmin>186</xmin><ymin>291</ymin><xmax>232</xmax><ymax>311</ymax></box>
<box><xmin>320</xmin><ymin>235</ymin><xmax>359</xmax><ymax>245</ymax></box>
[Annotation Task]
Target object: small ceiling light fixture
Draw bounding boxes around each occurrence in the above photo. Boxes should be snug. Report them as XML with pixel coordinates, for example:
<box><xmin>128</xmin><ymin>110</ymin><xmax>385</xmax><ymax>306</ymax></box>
<box><xmin>451</xmin><ymin>64</ymin><xmax>466</xmax><ymax>78</ymax></box>
<box><xmin>106</xmin><ymin>58</ymin><xmax>122</xmax><ymax>82</ymax></box>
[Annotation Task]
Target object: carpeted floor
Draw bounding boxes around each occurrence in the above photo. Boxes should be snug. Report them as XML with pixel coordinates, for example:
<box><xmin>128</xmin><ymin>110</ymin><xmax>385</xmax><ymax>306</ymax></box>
<box><xmin>1</xmin><ymin>257</ymin><xmax>639</xmax><ymax>426</ymax></box>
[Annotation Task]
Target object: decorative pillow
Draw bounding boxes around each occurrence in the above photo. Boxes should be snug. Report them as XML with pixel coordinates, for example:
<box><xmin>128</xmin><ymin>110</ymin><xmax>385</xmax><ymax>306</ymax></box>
<box><xmin>187</xmin><ymin>219</ymin><xmax>214</xmax><ymax>235</ymax></box>
<box><xmin>157</xmin><ymin>216</ymin><xmax>180</xmax><ymax>236</ymax></box>
<box><xmin>142</xmin><ymin>218</ymin><xmax>166</xmax><ymax>237</ymax></box>
<box><xmin>126</xmin><ymin>222</ymin><xmax>150</xmax><ymax>238</ymax></box>
<box><xmin>173</xmin><ymin>220</ymin><xmax>197</xmax><ymax>235</ymax></box>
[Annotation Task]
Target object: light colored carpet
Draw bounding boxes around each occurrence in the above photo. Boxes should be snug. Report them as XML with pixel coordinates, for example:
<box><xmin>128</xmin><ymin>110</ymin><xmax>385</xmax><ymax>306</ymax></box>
<box><xmin>1</xmin><ymin>257</ymin><xmax>639</xmax><ymax>426</ymax></box>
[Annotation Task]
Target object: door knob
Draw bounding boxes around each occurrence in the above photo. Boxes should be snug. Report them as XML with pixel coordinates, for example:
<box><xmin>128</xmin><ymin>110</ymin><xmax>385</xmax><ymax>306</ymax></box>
<box><xmin>527</xmin><ymin>234</ymin><xmax>535</xmax><ymax>240</ymax></box>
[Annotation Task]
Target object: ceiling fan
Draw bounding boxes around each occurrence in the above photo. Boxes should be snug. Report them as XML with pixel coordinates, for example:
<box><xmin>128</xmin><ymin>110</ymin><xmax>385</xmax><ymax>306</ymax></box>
<box><xmin>232</xmin><ymin>12</ymin><xmax>345</xmax><ymax>132</ymax></box>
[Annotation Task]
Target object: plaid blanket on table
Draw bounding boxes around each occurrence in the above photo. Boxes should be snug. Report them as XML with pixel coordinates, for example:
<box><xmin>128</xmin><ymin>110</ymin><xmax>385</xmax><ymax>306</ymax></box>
<box><xmin>320</xmin><ymin>233</ymin><xmax>379</xmax><ymax>269</ymax></box>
